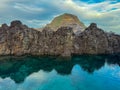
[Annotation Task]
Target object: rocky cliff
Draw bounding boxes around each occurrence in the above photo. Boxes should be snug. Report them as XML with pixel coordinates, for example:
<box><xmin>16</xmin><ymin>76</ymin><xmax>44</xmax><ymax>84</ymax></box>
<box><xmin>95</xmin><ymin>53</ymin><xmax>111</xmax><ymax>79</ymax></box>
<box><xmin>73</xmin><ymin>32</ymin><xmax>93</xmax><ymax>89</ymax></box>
<box><xmin>0</xmin><ymin>14</ymin><xmax>120</xmax><ymax>56</ymax></box>
<box><xmin>0</xmin><ymin>20</ymin><xmax>74</xmax><ymax>56</ymax></box>
<box><xmin>74</xmin><ymin>23</ymin><xmax>120</xmax><ymax>54</ymax></box>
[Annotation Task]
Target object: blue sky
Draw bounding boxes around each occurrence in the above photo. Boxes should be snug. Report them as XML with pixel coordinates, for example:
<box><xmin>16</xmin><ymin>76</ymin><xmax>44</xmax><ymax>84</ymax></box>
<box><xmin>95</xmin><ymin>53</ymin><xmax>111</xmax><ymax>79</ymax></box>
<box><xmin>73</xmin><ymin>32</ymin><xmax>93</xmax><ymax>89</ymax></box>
<box><xmin>0</xmin><ymin>0</ymin><xmax>120</xmax><ymax>34</ymax></box>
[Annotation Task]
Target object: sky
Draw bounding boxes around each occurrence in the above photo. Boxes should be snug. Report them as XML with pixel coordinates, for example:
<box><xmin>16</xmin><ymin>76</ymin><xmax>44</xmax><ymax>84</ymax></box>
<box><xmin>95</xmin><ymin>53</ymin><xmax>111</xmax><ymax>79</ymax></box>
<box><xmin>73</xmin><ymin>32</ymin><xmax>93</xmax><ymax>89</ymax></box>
<box><xmin>0</xmin><ymin>0</ymin><xmax>120</xmax><ymax>34</ymax></box>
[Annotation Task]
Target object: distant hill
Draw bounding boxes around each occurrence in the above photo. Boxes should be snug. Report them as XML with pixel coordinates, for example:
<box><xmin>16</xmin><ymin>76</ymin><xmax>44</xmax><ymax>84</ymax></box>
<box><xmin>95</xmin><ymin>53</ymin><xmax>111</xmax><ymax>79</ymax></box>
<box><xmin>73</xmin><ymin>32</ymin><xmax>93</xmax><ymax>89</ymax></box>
<box><xmin>45</xmin><ymin>13</ymin><xmax>86</xmax><ymax>34</ymax></box>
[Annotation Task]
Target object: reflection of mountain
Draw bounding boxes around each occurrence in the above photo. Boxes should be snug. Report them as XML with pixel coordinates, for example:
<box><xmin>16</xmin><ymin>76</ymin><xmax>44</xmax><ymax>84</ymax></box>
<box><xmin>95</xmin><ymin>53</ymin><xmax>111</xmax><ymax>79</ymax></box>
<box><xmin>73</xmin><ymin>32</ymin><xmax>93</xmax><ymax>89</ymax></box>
<box><xmin>0</xmin><ymin>55</ymin><xmax>120</xmax><ymax>83</ymax></box>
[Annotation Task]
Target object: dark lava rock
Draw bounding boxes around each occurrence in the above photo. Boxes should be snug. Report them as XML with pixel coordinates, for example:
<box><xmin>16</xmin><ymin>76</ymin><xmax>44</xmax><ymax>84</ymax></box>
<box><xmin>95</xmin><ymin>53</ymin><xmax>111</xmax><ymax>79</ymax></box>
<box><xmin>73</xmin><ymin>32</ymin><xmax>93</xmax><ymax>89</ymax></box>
<box><xmin>1</xmin><ymin>24</ymin><xmax>9</xmax><ymax>29</ymax></box>
<box><xmin>10</xmin><ymin>20</ymin><xmax>22</xmax><ymax>28</ymax></box>
<box><xmin>88</xmin><ymin>23</ymin><xmax>97</xmax><ymax>29</ymax></box>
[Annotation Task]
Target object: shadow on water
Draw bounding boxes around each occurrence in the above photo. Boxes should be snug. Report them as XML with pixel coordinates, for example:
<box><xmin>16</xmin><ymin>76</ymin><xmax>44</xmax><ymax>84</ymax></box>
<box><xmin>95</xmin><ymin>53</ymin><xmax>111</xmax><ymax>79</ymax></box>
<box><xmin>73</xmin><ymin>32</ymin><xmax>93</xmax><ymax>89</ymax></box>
<box><xmin>0</xmin><ymin>54</ymin><xmax>120</xmax><ymax>84</ymax></box>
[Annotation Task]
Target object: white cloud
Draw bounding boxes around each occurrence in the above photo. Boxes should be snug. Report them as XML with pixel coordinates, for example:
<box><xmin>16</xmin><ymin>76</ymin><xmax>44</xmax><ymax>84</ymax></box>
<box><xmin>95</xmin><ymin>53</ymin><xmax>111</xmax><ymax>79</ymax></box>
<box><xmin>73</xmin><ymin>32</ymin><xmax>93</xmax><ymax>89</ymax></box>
<box><xmin>25</xmin><ymin>19</ymin><xmax>50</xmax><ymax>28</ymax></box>
<box><xmin>0</xmin><ymin>0</ymin><xmax>9</xmax><ymax>8</ymax></box>
<box><xmin>0</xmin><ymin>0</ymin><xmax>17</xmax><ymax>10</ymax></box>
<box><xmin>14</xmin><ymin>3</ymin><xmax>44</xmax><ymax>13</ymax></box>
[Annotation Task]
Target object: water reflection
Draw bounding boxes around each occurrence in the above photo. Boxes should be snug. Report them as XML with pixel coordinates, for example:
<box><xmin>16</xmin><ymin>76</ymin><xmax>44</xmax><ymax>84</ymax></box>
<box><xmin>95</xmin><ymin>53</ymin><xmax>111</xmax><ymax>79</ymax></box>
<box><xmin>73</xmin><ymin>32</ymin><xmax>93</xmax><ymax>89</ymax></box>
<box><xmin>0</xmin><ymin>54</ymin><xmax>120</xmax><ymax>84</ymax></box>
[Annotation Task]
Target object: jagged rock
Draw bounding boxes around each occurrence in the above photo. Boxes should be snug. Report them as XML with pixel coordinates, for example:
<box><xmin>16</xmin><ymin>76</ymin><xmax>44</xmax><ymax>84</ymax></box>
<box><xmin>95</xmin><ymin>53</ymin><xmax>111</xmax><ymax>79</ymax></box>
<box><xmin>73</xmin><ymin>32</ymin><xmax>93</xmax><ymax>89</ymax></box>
<box><xmin>1</xmin><ymin>24</ymin><xmax>9</xmax><ymax>29</ymax></box>
<box><xmin>88</xmin><ymin>23</ymin><xmax>97</xmax><ymax>29</ymax></box>
<box><xmin>0</xmin><ymin>20</ymin><xmax>75</xmax><ymax>56</ymax></box>
<box><xmin>74</xmin><ymin>23</ymin><xmax>120</xmax><ymax>54</ymax></box>
<box><xmin>10</xmin><ymin>20</ymin><xmax>22</xmax><ymax>27</ymax></box>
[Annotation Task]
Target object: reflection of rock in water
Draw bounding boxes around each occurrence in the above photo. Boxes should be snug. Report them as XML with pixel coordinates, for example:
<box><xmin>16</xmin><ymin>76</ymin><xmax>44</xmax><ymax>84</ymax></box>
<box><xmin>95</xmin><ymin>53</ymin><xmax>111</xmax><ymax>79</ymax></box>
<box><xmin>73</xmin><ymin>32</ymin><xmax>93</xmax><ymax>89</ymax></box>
<box><xmin>0</xmin><ymin>54</ymin><xmax>120</xmax><ymax>83</ymax></box>
<box><xmin>72</xmin><ymin>55</ymin><xmax>106</xmax><ymax>73</ymax></box>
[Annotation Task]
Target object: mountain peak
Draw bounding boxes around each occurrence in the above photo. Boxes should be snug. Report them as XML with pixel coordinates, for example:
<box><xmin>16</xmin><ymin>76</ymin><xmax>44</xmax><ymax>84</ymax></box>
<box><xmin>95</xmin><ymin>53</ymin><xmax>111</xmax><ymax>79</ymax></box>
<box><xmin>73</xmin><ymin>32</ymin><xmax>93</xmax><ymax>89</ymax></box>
<box><xmin>45</xmin><ymin>13</ymin><xmax>86</xmax><ymax>33</ymax></box>
<box><xmin>62</xmin><ymin>13</ymin><xmax>77</xmax><ymax>17</ymax></box>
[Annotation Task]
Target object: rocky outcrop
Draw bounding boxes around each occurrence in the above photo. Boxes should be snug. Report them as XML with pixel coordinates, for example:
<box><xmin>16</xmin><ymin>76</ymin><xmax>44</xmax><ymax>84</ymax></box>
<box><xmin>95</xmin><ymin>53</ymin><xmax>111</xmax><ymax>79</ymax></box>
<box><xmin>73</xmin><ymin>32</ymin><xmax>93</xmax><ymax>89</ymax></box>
<box><xmin>0</xmin><ymin>20</ymin><xmax>40</xmax><ymax>55</ymax></box>
<box><xmin>74</xmin><ymin>23</ymin><xmax>120</xmax><ymax>54</ymax></box>
<box><xmin>0</xmin><ymin>21</ymin><xmax>74</xmax><ymax>56</ymax></box>
<box><xmin>0</xmin><ymin>15</ymin><xmax>120</xmax><ymax>57</ymax></box>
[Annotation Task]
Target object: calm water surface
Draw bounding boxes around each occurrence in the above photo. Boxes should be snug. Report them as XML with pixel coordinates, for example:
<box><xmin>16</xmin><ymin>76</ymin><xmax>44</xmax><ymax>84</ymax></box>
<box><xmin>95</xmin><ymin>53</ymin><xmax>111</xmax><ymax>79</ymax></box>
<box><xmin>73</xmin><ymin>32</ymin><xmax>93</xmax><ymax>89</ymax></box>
<box><xmin>0</xmin><ymin>55</ymin><xmax>120</xmax><ymax>90</ymax></box>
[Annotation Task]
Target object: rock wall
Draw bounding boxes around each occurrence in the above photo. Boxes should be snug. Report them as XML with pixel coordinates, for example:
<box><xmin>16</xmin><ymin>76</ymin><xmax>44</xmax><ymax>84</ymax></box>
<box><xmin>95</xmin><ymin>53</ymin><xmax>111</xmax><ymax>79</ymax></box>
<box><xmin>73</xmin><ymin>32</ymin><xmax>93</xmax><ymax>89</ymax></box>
<box><xmin>74</xmin><ymin>23</ymin><xmax>120</xmax><ymax>54</ymax></box>
<box><xmin>0</xmin><ymin>21</ymin><xmax>74</xmax><ymax>56</ymax></box>
<box><xmin>0</xmin><ymin>21</ymin><xmax>120</xmax><ymax>56</ymax></box>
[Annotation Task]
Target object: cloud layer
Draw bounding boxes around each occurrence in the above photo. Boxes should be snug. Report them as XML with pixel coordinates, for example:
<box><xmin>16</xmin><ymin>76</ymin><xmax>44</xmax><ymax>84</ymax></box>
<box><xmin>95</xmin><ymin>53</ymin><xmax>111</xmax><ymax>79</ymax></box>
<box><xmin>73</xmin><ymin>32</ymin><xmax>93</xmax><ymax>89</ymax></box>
<box><xmin>0</xmin><ymin>0</ymin><xmax>120</xmax><ymax>34</ymax></box>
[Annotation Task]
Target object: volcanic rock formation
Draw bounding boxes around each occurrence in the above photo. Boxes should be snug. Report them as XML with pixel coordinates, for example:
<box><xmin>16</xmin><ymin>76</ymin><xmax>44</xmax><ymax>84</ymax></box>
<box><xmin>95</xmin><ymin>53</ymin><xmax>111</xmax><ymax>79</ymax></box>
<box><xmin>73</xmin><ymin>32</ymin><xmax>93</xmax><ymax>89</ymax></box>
<box><xmin>74</xmin><ymin>23</ymin><xmax>120</xmax><ymax>54</ymax></box>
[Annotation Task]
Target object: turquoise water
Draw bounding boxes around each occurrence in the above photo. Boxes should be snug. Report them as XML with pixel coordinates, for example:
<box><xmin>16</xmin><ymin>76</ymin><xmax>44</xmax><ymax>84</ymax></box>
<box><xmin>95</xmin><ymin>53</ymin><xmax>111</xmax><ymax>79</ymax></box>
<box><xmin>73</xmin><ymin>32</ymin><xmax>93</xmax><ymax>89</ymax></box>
<box><xmin>0</xmin><ymin>55</ymin><xmax>120</xmax><ymax>90</ymax></box>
